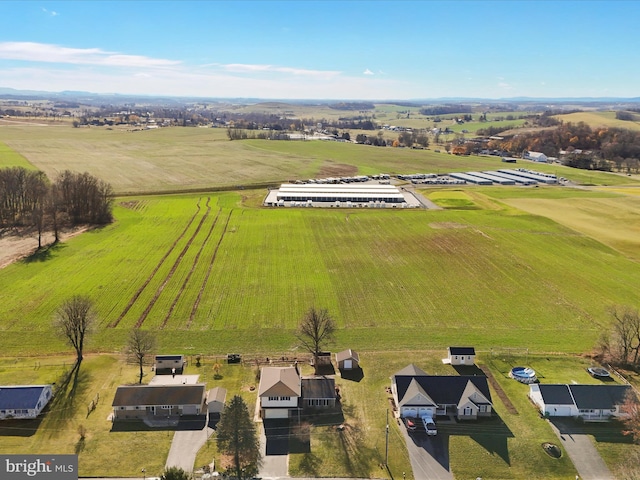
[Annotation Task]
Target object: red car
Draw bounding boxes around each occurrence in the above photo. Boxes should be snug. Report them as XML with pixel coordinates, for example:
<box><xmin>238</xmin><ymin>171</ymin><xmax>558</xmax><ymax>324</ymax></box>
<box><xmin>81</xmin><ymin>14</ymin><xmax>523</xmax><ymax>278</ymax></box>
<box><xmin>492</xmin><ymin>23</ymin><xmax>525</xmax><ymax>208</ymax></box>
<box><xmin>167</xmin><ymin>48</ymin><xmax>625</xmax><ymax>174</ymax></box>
<box><xmin>405</xmin><ymin>418</ymin><xmax>417</xmax><ymax>431</ymax></box>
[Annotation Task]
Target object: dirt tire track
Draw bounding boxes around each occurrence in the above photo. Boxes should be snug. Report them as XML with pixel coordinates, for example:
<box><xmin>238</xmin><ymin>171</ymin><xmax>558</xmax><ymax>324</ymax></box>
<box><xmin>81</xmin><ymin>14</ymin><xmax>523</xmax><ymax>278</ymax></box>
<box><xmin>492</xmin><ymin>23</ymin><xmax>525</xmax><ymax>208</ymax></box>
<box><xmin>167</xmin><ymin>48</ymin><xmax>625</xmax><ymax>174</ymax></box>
<box><xmin>160</xmin><ymin>201</ymin><xmax>221</xmax><ymax>329</ymax></box>
<box><xmin>108</xmin><ymin>199</ymin><xmax>202</xmax><ymax>328</ymax></box>
<box><xmin>134</xmin><ymin>198</ymin><xmax>213</xmax><ymax>328</ymax></box>
<box><xmin>187</xmin><ymin>209</ymin><xmax>234</xmax><ymax>328</ymax></box>
<box><xmin>479</xmin><ymin>364</ymin><xmax>518</xmax><ymax>414</ymax></box>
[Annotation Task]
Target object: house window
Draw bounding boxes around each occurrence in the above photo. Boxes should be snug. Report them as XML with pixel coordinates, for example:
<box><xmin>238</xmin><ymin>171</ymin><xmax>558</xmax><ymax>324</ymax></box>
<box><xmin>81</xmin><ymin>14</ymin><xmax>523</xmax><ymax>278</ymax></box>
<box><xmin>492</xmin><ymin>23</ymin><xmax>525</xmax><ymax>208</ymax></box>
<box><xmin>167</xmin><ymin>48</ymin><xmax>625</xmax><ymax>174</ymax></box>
<box><xmin>281</xmin><ymin>396</ymin><xmax>290</xmax><ymax>401</ymax></box>
<box><xmin>479</xmin><ymin>405</ymin><xmax>487</xmax><ymax>413</ymax></box>
<box><xmin>161</xmin><ymin>405</ymin><xmax>173</xmax><ymax>409</ymax></box>
<box><xmin>454</xmin><ymin>356</ymin><xmax>458</xmax><ymax>360</ymax></box>
<box><xmin>268</xmin><ymin>396</ymin><xmax>278</xmax><ymax>401</ymax></box>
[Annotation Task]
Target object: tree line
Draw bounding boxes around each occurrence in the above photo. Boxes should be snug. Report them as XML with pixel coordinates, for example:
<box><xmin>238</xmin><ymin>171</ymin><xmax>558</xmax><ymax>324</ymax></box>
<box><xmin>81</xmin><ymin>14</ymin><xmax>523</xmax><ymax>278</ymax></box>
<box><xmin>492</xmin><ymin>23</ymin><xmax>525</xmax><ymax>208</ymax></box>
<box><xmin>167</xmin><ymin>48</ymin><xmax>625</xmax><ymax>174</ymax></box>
<box><xmin>0</xmin><ymin>167</ymin><xmax>113</xmax><ymax>247</ymax></box>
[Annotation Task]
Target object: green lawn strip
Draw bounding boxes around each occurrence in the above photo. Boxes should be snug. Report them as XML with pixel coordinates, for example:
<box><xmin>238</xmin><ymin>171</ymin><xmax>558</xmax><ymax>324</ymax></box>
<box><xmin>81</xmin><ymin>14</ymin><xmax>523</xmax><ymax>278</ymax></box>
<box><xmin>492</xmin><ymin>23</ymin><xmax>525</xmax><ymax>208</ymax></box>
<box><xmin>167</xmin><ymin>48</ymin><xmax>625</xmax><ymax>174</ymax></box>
<box><xmin>0</xmin><ymin>142</ymin><xmax>36</xmax><ymax>169</ymax></box>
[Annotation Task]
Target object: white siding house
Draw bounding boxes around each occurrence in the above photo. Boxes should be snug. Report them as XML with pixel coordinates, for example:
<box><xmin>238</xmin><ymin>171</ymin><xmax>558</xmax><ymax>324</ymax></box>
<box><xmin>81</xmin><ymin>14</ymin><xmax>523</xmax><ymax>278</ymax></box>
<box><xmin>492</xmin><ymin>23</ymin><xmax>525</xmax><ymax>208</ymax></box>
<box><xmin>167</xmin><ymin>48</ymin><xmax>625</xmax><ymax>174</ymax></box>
<box><xmin>0</xmin><ymin>385</ymin><xmax>53</xmax><ymax>420</ymax></box>
<box><xmin>258</xmin><ymin>366</ymin><xmax>301</xmax><ymax>419</ymax></box>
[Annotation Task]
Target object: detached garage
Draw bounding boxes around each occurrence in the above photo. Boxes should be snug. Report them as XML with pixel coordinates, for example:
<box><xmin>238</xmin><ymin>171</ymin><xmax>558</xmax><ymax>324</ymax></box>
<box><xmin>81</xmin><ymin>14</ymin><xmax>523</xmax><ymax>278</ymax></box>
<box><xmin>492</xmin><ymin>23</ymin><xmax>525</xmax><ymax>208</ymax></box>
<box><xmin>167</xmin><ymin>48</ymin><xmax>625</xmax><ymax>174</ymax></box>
<box><xmin>336</xmin><ymin>349</ymin><xmax>360</xmax><ymax>370</ymax></box>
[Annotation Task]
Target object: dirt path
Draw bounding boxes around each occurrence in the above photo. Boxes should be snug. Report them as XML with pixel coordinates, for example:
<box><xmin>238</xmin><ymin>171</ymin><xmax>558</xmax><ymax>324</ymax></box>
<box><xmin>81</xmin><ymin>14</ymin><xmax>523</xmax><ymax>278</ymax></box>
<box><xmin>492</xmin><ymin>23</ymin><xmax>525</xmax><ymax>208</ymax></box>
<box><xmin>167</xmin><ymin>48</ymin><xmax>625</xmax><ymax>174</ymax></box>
<box><xmin>479</xmin><ymin>364</ymin><xmax>519</xmax><ymax>414</ymax></box>
<box><xmin>0</xmin><ymin>228</ymin><xmax>87</xmax><ymax>270</ymax></box>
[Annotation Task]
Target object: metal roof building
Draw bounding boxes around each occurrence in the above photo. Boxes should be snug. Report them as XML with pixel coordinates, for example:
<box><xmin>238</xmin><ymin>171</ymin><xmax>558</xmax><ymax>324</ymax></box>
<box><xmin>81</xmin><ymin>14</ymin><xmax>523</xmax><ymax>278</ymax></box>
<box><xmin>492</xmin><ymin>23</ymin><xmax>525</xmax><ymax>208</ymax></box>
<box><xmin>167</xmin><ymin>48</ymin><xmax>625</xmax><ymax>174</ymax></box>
<box><xmin>265</xmin><ymin>183</ymin><xmax>410</xmax><ymax>206</ymax></box>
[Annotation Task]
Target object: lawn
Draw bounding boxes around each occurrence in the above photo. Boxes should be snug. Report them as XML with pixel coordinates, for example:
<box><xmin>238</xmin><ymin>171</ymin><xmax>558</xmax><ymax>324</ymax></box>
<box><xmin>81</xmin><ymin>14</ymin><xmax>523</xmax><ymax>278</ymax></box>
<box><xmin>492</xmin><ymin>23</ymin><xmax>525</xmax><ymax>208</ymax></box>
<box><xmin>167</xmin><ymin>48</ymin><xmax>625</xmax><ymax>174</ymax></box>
<box><xmin>0</xmin><ymin>142</ymin><xmax>36</xmax><ymax>169</ymax></box>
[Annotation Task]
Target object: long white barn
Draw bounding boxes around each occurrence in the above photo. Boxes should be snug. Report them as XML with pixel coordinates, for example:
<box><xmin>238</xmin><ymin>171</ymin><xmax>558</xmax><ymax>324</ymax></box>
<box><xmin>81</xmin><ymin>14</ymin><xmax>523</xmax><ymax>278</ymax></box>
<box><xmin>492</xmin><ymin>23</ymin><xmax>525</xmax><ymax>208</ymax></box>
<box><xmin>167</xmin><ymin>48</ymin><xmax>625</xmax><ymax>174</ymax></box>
<box><xmin>265</xmin><ymin>183</ymin><xmax>413</xmax><ymax>207</ymax></box>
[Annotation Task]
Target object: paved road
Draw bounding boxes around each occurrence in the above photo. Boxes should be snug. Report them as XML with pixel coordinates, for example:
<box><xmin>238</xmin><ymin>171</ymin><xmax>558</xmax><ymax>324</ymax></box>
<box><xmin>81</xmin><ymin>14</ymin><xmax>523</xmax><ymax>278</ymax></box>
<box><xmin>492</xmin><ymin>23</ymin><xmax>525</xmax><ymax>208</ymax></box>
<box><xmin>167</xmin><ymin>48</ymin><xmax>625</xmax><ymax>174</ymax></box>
<box><xmin>399</xmin><ymin>419</ymin><xmax>453</xmax><ymax>480</ymax></box>
<box><xmin>549</xmin><ymin>418</ymin><xmax>614</xmax><ymax>480</ymax></box>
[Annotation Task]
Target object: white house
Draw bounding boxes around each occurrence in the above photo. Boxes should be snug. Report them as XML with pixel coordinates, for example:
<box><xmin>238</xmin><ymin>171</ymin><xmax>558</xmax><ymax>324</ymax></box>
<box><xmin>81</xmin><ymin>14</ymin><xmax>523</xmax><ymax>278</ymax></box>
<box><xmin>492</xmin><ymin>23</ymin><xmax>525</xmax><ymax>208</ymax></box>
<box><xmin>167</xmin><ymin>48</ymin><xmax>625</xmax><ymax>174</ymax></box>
<box><xmin>111</xmin><ymin>384</ymin><xmax>206</xmax><ymax>422</ymax></box>
<box><xmin>446</xmin><ymin>347</ymin><xmax>476</xmax><ymax>366</ymax></box>
<box><xmin>0</xmin><ymin>385</ymin><xmax>53</xmax><ymax>420</ymax></box>
<box><xmin>258</xmin><ymin>366</ymin><xmax>301</xmax><ymax>419</ymax></box>
<box><xmin>529</xmin><ymin>384</ymin><xmax>632</xmax><ymax>421</ymax></box>
<box><xmin>391</xmin><ymin>365</ymin><xmax>492</xmax><ymax>420</ymax></box>
<box><xmin>524</xmin><ymin>151</ymin><xmax>548</xmax><ymax>163</ymax></box>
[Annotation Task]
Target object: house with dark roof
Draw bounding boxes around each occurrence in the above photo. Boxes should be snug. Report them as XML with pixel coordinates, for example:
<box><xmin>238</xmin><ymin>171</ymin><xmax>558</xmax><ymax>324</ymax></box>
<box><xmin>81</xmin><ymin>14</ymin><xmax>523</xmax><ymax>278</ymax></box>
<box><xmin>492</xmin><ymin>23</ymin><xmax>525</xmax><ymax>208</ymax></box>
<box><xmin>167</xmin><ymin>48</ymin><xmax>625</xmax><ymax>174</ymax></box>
<box><xmin>529</xmin><ymin>384</ymin><xmax>632</xmax><ymax>421</ymax></box>
<box><xmin>0</xmin><ymin>385</ymin><xmax>53</xmax><ymax>420</ymax></box>
<box><xmin>111</xmin><ymin>384</ymin><xmax>206</xmax><ymax>422</ymax></box>
<box><xmin>258</xmin><ymin>366</ymin><xmax>301</xmax><ymax>419</ymax></box>
<box><xmin>391</xmin><ymin>365</ymin><xmax>492</xmax><ymax>420</ymax></box>
<box><xmin>446</xmin><ymin>347</ymin><xmax>476</xmax><ymax>366</ymax></box>
<box><xmin>301</xmin><ymin>376</ymin><xmax>336</xmax><ymax>409</ymax></box>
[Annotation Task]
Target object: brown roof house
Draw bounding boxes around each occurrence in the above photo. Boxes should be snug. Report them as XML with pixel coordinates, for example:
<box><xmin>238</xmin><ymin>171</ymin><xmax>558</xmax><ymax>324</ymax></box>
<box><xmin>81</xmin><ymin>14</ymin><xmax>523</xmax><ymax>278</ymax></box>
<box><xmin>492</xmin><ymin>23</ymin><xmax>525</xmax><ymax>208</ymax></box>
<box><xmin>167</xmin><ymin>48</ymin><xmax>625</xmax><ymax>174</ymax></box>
<box><xmin>112</xmin><ymin>384</ymin><xmax>206</xmax><ymax>424</ymax></box>
<box><xmin>336</xmin><ymin>349</ymin><xmax>359</xmax><ymax>370</ymax></box>
<box><xmin>258</xmin><ymin>366</ymin><xmax>301</xmax><ymax>419</ymax></box>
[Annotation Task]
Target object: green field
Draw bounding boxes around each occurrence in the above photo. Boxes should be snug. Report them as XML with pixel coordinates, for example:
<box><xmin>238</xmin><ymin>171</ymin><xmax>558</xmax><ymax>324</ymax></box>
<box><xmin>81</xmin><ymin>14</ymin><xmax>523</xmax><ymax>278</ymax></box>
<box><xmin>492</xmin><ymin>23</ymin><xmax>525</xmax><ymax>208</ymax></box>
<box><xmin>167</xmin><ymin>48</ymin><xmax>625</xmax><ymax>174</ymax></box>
<box><xmin>554</xmin><ymin>111</ymin><xmax>640</xmax><ymax>131</ymax></box>
<box><xmin>1</xmin><ymin>186</ymin><xmax>639</xmax><ymax>357</ymax></box>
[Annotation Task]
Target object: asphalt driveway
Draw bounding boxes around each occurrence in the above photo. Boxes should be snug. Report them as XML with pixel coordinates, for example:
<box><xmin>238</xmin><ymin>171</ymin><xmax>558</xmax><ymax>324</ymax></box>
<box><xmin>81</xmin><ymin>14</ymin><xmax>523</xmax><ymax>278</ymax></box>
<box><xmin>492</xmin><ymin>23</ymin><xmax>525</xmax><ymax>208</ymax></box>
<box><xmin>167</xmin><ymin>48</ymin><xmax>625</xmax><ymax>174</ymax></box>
<box><xmin>399</xmin><ymin>419</ymin><xmax>453</xmax><ymax>480</ymax></box>
<box><xmin>549</xmin><ymin>418</ymin><xmax>614</xmax><ymax>480</ymax></box>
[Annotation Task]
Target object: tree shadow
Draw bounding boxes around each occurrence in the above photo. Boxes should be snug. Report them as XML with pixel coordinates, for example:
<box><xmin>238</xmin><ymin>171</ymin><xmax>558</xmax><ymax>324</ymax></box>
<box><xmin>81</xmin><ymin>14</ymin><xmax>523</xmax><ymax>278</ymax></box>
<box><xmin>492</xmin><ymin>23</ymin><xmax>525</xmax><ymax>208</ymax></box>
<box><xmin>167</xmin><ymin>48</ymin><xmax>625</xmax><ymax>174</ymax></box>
<box><xmin>463</xmin><ymin>415</ymin><xmax>514</xmax><ymax>466</ymax></box>
<box><xmin>339</xmin><ymin>367</ymin><xmax>364</xmax><ymax>382</ymax></box>
<box><xmin>290</xmin><ymin>421</ymin><xmax>311</xmax><ymax>454</ymax></box>
<box><xmin>296</xmin><ymin>452</ymin><xmax>320</xmax><ymax>475</ymax></box>
<box><xmin>44</xmin><ymin>361</ymin><xmax>90</xmax><ymax>437</ymax></box>
<box><xmin>21</xmin><ymin>242</ymin><xmax>67</xmax><ymax>264</ymax></box>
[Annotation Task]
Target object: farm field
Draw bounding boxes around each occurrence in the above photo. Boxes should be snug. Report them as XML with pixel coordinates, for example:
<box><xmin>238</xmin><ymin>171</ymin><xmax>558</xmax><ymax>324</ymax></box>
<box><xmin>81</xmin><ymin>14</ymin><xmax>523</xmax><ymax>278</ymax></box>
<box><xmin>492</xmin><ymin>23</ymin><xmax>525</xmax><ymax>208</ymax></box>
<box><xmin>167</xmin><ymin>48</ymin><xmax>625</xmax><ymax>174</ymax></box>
<box><xmin>1</xmin><ymin>187</ymin><xmax>639</xmax><ymax>356</ymax></box>
<box><xmin>554</xmin><ymin>111</ymin><xmax>640</xmax><ymax>131</ymax></box>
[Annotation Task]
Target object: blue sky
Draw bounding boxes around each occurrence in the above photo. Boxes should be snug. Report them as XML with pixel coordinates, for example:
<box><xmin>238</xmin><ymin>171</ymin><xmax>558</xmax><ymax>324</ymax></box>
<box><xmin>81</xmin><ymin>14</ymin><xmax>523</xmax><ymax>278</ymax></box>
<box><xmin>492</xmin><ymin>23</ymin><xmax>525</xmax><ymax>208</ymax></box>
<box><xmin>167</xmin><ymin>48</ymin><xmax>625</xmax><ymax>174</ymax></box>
<box><xmin>0</xmin><ymin>1</ymin><xmax>638</xmax><ymax>99</ymax></box>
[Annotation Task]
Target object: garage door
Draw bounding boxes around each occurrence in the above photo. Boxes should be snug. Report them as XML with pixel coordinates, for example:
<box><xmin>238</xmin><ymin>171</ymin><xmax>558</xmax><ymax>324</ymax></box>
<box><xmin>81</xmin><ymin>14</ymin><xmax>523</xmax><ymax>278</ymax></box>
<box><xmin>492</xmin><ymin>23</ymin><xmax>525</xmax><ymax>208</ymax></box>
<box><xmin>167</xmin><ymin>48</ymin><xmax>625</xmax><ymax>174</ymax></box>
<box><xmin>418</xmin><ymin>407</ymin><xmax>434</xmax><ymax>417</ymax></box>
<box><xmin>344</xmin><ymin>360</ymin><xmax>352</xmax><ymax>369</ymax></box>
<box><xmin>264</xmin><ymin>408</ymin><xmax>289</xmax><ymax>419</ymax></box>
<box><xmin>402</xmin><ymin>408</ymin><xmax>417</xmax><ymax>418</ymax></box>
<box><xmin>550</xmin><ymin>406</ymin><xmax>572</xmax><ymax>416</ymax></box>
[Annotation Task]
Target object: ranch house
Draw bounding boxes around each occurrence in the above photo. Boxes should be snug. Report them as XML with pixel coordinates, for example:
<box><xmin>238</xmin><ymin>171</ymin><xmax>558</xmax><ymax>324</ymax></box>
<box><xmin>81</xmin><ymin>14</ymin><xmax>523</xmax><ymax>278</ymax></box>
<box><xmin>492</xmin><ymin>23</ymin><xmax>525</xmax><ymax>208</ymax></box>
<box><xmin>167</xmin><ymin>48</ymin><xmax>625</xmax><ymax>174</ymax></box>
<box><xmin>529</xmin><ymin>384</ymin><xmax>632</xmax><ymax>421</ymax></box>
<box><xmin>111</xmin><ymin>384</ymin><xmax>206</xmax><ymax>422</ymax></box>
<box><xmin>0</xmin><ymin>385</ymin><xmax>53</xmax><ymax>420</ymax></box>
<box><xmin>391</xmin><ymin>364</ymin><xmax>492</xmax><ymax>420</ymax></box>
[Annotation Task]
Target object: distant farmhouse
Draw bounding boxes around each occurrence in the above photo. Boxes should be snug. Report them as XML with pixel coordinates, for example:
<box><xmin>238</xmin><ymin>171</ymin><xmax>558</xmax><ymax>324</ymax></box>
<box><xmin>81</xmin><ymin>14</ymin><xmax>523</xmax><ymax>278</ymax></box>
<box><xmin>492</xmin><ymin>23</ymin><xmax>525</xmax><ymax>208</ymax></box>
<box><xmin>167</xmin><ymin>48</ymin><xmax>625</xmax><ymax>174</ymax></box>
<box><xmin>523</xmin><ymin>151</ymin><xmax>548</xmax><ymax>163</ymax></box>
<box><xmin>0</xmin><ymin>385</ymin><xmax>53</xmax><ymax>420</ymax></box>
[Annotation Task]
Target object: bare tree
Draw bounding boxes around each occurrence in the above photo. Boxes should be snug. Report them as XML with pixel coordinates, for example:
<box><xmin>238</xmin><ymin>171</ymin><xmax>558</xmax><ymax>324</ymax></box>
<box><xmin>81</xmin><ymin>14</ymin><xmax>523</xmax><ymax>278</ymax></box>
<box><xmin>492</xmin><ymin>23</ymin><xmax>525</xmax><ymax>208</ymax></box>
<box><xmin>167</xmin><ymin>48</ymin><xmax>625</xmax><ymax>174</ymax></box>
<box><xmin>296</xmin><ymin>307</ymin><xmax>336</xmax><ymax>372</ymax></box>
<box><xmin>54</xmin><ymin>295</ymin><xmax>95</xmax><ymax>364</ymax></box>
<box><xmin>605</xmin><ymin>306</ymin><xmax>640</xmax><ymax>366</ymax></box>
<box><xmin>621</xmin><ymin>389</ymin><xmax>640</xmax><ymax>444</ymax></box>
<box><xmin>127</xmin><ymin>328</ymin><xmax>156</xmax><ymax>384</ymax></box>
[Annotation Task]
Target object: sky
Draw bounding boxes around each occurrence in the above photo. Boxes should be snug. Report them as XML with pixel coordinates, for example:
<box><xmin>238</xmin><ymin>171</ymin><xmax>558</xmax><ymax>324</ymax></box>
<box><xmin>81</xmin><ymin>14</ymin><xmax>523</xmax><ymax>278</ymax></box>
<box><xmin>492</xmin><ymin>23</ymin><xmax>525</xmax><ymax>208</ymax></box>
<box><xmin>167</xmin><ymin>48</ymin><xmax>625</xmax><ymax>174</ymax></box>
<box><xmin>0</xmin><ymin>0</ymin><xmax>639</xmax><ymax>100</ymax></box>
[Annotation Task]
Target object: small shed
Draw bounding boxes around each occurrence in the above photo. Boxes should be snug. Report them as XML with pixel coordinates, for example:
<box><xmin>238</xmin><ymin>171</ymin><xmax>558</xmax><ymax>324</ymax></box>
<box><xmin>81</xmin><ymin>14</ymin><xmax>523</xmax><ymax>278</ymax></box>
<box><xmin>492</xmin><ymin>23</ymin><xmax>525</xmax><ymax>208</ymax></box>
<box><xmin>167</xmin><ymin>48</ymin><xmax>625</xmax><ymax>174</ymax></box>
<box><xmin>207</xmin><ymin>387</ymin><xmax>227</xmax><ymax>415</ymax></box>
<box><xmin>447</xmin><ymin>347</ymin><xmax>476</xmax><ymax>366</ymax></box>
<box><xmin>155</xmin><ymin>355</ymin><xmax>185</xmax><ymax>375</ymax></box>
<box><xmin>336</xmin><ymin>349</ymin><xmax>360</xmax><ymax>370</ymax></box>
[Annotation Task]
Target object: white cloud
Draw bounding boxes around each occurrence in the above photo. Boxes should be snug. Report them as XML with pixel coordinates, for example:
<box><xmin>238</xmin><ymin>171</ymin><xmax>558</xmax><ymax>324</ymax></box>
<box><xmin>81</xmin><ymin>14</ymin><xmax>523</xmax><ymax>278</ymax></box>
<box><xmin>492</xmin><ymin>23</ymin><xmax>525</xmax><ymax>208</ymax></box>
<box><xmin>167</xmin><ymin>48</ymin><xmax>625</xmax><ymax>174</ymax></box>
<box><xmin>363</xmin><ymin>69</ymin><xmax>374</xmax><ymax>75</ymax></box>
<box><xmin>0</xmin><ymin>42</ymin><xmax>180</xmax><ymax>68</ymax></box>
<box><xmin>212</xmin><ymin>63</ymin><xmax>340</xmax><ymax>78</ymax></box>
<box><xmin>498</xmin><ymin>82</ymin><xmax>512</xmax><ymax>89</ymax></box>
<box><xmin>42</xmin><ymin>8</ymin><xmax>59</xmax><ymax>16</ymax></box>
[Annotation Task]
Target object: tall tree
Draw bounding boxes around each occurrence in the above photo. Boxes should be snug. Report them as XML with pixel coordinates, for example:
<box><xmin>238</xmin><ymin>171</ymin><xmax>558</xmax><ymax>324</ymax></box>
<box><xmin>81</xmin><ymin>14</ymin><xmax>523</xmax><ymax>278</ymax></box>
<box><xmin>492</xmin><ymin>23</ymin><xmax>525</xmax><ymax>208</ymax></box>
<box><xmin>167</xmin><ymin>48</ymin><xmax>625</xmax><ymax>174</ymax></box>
<box><xmin>127</xmin><ymin>328</ymin><xmax>156</xmax><ymax>384</ymax></box>
<box><xmin>296</xmin><ymin>307</ymin><xmax>336</xmax><ymax>372</ymax></box>
<box><xmin>216</xmin><ymin>395</ymin><xmax>261</xmax><ymax>479</ymax></box>
<box><xmin>54</xmin><ymin>295</ymin><xmax>95</xmax><ymax>364</ymax></box>
<box><xmin>621</xmin><ymin>389</ymin><xmax>640</xmax><ymax>444</ymax></box>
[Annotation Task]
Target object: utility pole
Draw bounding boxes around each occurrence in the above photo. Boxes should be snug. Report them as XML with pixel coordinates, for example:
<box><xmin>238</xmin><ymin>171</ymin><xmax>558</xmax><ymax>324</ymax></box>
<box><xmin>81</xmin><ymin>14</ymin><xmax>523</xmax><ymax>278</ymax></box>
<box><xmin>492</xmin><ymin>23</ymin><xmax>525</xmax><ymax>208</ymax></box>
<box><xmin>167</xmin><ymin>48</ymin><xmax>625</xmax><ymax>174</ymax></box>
<box><xmin>385</xmin><ymin>408</ymin><xmax>389</xmax><ymax>466</ymax></box>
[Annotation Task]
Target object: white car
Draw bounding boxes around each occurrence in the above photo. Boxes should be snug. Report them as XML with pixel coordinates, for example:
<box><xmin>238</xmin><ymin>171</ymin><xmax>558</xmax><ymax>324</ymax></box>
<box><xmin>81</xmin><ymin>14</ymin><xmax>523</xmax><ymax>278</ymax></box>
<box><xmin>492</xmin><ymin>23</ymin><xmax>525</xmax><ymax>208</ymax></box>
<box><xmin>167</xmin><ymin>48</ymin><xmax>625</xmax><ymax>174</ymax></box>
<box><xmin>421</xmin><ymin>415</ymin><xmax>437</xmax><ymax>436</ymax></box>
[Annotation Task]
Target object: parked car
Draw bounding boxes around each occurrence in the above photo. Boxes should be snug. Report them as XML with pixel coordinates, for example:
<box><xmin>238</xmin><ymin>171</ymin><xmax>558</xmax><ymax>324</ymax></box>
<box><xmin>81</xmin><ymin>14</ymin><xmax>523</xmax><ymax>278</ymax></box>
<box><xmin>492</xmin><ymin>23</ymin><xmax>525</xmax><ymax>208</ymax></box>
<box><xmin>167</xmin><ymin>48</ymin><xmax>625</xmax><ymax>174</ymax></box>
<box><xmin>404</xmin><ymin>417</ymin><xmax>417</xmax><ymax>431</ymax></box>
<box><xmin>421</xmin><ymin>414</ymin><xmax>437</xmax><ymax>436</ymax></box>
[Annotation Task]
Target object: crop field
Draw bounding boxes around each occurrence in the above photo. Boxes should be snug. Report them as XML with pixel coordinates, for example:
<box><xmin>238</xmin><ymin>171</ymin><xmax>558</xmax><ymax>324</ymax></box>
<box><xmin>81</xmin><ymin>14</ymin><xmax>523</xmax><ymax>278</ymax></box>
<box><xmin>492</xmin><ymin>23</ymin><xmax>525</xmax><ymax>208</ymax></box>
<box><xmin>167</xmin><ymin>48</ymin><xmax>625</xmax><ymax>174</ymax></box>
<box><xmin>1</xmin><ymin>186</ymin><xmax>639</xmax><ymax>357</ymax></box>
<box><xmin>554</xmin><ymin>111</ymin><xmax>640</xmax><ymax>132</ymax></box>
<box><xmin>0</xmin><ymin>141</ymin><xmax>35</xmax><ymax>169</ymax></box>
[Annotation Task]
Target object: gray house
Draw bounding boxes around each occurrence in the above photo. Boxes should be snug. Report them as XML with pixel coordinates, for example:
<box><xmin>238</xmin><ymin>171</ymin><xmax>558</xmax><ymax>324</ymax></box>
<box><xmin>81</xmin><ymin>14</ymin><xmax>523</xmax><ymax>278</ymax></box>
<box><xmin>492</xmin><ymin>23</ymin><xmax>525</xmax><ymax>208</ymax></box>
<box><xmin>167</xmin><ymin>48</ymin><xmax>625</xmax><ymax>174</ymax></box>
<box><xmin>112</xmin><ymin>384</ymin><xmax>206</xmax><ymax>422</ymax></box>
<box><xmin>0</xmin><ymin>385</ymin><xmax>53</xmax><ymax>420</ymax></box>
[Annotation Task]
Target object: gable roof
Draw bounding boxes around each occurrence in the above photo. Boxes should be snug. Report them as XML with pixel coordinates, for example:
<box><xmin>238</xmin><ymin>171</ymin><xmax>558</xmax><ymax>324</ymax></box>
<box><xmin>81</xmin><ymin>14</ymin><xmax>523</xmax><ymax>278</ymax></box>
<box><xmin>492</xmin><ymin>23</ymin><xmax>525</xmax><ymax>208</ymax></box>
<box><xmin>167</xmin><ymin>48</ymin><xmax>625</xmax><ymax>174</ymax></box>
<box><xmin>459</xmin><ymin>379</ymin><xmax>491</xmax><ymax>407</ymax></box>
<box><xmin>258</xmin><ymin>367</ymin><xmax>301</xmax><ymax>397</ymax></box>
<box><xmin>207</xmin><ymin>387</ymin><xmax>227</xmax><ymax>404</ymax></box>
<box><xmin>398</xmin><ymin>378</ymin><xmax>436</xmax><ymax>407</ymax></box>
<box><xmin>393</xmin><ymin>364</ymin><xmax>428</xmax><ymax>377</ymax></box>
<box><xmin>537</xmin><ymin>384</ymin><xmax>574</xmax><ymax>405</ymax></box>
<box><xmin>448</xmin><ymin>347</ymin><xmax>475</xmax><ymax>356</ymax></box>
<box><xmin>569</xmin><ymin>385</ymin><xmax>631</xmax><ymax>410</ymax></box>
<box><xmin>0</xmin><ymin>385</ymin><xmax>51</xmax><ymax>410</ymax></box>
<box><xmin>336</xmin><ymin>349</ymin><xmax>359</xmax><ymax>363</ymax></box>
<box><xmin>394</xmin><ymin>375</ymin><xmax>492</xmax><ymax>407</ymax></box>
<box><xmin>112</xmin><ymin>384</ymin><xmax>206</xmax><ymax>407</ymax></box>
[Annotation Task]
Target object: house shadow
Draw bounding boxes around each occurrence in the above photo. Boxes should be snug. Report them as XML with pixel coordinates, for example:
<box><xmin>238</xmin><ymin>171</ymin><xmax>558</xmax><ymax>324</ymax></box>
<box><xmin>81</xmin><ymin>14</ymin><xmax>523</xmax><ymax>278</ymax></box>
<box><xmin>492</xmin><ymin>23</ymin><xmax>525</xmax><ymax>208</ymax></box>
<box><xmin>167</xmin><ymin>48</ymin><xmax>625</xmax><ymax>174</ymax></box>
<box><xmin>550</xmin><ymin>418</ymin><xmax>633</xmax><ymax>444</ymax></box>
<box><xmin>451</xmin><ymin>365</ymin><xmax>485</xmax><ymax>377</ymax></box>
<box><xmin>409</xmin><ymin>431</ymin><xmax>451</xmax><ymax>471</ymax></box>
<box><xmin>338</xmin><ymin>367</ymin><xmax>364</xmax><ymax>382</ymax></box>
<box><xmin>313</xmin><ymin>363</ymin><xmax>335</xmax><ymax>376</ymax></box>
<box><xmin>469</xmin><ymin>416</ymin><xmax>514</xmax><ymax>465</ymax></box>
<box><xmin>0</xmin><ymin>417</ymin><xmax>44</xmax><ymax>437</ymax></box>
<box><xmin>110</xmin><ymin>414</ymin><xmax>207</xmax><ymax>432</ymax></box>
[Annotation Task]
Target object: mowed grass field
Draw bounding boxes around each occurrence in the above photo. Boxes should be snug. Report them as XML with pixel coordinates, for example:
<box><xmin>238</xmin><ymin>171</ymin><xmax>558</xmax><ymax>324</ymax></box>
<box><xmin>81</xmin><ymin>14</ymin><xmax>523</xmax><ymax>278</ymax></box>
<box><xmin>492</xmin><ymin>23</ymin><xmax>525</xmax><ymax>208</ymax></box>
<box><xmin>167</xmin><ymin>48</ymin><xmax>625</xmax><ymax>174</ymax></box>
<box><xmin>0</xmin><ymin>186</ymin><xmax>639</xmax><ymax>356</ymax></box>
<box><xmin>554</xmin><ymin>111</ymin><xmax>640</xmax><ymax>131</ymax></box>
